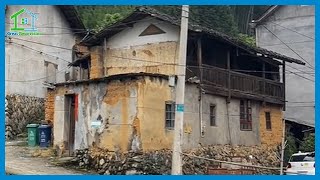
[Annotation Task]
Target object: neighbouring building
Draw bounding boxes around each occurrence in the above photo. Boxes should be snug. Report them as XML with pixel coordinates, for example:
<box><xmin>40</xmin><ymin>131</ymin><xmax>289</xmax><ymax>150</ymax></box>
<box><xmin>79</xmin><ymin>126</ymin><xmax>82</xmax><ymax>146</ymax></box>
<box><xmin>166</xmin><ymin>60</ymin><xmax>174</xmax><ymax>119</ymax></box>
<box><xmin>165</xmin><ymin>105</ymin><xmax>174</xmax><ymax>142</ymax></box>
<box><xmin>45</xmin><ymin>7</ymin><xmax>305</xmax><ymax>155</ymax></box>
<box><xmin>252</xmin><ymin>5</ymin><xmax>315</xmax><ymax>131</ymax></box>
<box><xmin>5</xmin><ymin>5</ymin><xmax>86</xmax><ymax>139</ymax></box>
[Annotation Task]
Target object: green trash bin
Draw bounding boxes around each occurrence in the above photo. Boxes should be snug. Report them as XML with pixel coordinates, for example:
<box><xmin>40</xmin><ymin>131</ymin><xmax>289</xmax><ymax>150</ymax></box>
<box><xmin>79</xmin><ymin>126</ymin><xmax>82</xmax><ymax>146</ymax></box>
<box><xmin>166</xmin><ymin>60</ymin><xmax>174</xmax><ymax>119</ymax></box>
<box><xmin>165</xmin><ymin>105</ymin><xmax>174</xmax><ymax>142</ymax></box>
<box><xmin>26</xmin><ymin>124</ymin><xmax>39</xmax><ymax>147</ymax></box>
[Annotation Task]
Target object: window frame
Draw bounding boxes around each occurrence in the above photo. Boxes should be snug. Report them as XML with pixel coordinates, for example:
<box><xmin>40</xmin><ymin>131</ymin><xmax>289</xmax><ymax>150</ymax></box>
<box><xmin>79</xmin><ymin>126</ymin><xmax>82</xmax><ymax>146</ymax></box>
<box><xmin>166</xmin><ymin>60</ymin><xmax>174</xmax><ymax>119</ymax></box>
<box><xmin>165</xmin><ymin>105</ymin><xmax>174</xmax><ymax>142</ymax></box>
<box><xmin>265</xmin><ymin>111</ymin><xmax>272</xmax><ymax>130</ymax></box>
<box><xmin>209</xmin><ymin>104</ymin><xmax>216</xmax><ymax>126</ymax></box>
<box><xmin>165</xmin><ymin>101</ymin><xmax>175</xmax><ymax>129</ymax></box>
<box><xmin>240</xmin><ymin>100</ymin><xmax>252</xmax><ymax>131</ymax></box>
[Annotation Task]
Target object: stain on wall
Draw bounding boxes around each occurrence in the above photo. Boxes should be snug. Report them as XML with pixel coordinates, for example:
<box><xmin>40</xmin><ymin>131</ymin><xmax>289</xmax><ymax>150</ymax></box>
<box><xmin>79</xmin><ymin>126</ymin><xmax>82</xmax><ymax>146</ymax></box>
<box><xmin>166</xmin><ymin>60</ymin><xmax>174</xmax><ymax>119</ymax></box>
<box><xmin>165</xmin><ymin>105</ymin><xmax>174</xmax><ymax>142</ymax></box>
<box><xmin>105</xmin><ymin>42</ymin><xmax>178</xmax><ymax>76</ymax></box>
<box><xmin>183</xmin><ymin>84</ymin><xmax>261</xmax><ymax>150</ymax></box>
<box><xmin>51</xmin><ymin>76</ymin><xmax>174</xmax><ymax>153</ymax></box>
<box><xmin>137</xmin><ymin>77</ymin><xmax>174</xmax><ymax>151</ymax></box>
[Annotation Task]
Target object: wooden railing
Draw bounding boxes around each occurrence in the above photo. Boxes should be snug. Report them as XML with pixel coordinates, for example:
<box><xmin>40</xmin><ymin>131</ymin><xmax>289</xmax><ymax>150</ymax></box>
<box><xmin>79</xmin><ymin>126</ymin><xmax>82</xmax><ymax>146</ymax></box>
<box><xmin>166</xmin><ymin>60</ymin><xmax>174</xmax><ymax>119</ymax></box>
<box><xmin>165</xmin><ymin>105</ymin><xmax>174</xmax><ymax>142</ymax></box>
<box><xmin>186</xmin><ymin>64</ymin><xmax>284</xmax><ymax>100</ymax></box>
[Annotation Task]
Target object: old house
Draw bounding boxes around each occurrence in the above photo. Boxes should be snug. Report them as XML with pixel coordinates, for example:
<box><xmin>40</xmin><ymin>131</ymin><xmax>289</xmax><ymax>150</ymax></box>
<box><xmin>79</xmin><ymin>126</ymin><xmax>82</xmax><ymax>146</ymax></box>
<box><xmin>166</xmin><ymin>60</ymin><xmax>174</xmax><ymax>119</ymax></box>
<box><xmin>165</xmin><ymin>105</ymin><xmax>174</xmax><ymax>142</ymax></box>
<box><xmin>252</xmin><ymin>5</ymin><xmax>315</xmax><ymax>143</ymax></box>
<box><xmin>45</xmin><ymin>7</ymin><xmax>305</xmax><ymax>155</ymax></box>
<box><xmin>5</xmin><ymin>5</ymin><xmax>86</xmax><ymax>98</ymax></box>
<box><xmin>5</xmin><ymin>5</ymin><xmax>86</xmax><ymax>139</ymax></box>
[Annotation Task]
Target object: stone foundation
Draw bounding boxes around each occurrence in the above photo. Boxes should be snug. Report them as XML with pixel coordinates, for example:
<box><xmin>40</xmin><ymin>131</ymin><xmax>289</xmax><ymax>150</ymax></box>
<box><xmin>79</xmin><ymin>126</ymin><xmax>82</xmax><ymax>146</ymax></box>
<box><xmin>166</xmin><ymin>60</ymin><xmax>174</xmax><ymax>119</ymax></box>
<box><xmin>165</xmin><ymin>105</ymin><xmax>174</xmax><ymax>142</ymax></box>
<box><xmin>74</xmin><ymin>145</ymin><xmax>281</xmax><ymax>175</ymax></box>
<box><xmin>5</xmin><ymin>94</ymin><xmax>45</xmax><ymax>139</ymax></box>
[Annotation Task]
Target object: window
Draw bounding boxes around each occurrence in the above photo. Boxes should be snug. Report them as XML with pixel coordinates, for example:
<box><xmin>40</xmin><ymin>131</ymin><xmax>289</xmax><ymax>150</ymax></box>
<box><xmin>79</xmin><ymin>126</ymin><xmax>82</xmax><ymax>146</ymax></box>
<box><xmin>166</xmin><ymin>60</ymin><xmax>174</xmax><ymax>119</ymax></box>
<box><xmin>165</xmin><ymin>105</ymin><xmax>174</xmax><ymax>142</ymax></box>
<box><xmin>240</xmin><ymin>100</ymin><xmax>252</xmax><ymax>131</ymax></box>
<box><xmin>45</xmin><ymin>61</ymin><xmax>58</xmax><ymax>84</ymax></box>
<box><xmin>265</xmin><ymin>112</ymin><xmax>272</xmax><ymax>130</ymax></box>
<box><xmin>165</xmin><ymin>101</ymin><xmax>175</xmax><ymax>129</ymax></box>
<box><xmin>210</xmin><ymin>104</ymin><xmax>216</xmax><ymax>126</ymax></box>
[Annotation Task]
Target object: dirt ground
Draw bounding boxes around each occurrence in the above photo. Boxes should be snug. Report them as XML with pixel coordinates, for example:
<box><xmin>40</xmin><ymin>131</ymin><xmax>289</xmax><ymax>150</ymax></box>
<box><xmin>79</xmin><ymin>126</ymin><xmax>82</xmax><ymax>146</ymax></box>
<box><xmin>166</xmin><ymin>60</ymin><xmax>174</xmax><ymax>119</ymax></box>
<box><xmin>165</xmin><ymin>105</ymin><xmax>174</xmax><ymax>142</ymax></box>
<box><xmin>5</xmin><ymin>140</ymin><xmax>96</xmax><ymax>175</ymax></box>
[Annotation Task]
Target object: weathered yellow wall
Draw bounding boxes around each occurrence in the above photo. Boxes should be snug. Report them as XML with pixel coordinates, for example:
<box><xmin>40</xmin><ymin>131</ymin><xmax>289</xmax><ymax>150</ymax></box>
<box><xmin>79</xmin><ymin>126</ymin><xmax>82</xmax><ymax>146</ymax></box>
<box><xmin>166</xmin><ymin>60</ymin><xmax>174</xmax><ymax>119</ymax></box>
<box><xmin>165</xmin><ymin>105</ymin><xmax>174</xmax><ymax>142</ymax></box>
<box><xmin>49</xmin><ymin>76</ymin><xmax>174</xmax><ymax>152</ymax></box>
<box><xmin>90</xmin><ymin>46</ymin><xmax>104</xmax><ymax>79</ymax></box>
<box><xmin>105</xmin><ymin>42</ymin><xmax>178</xmax><ymax>76</ymax></box>
<box><xmin>98</xmin><ymin>80</ymin><xmax>138</xmax><ymax>152</ymax></box>
<box><xmin>259</xmin><ymin>104</ymin><xmax>283</xmax><ymax>146</ymax></box>
<box><xmin>45</xmin><ymin>89</ymin><xmax>56</xmax><ymax>125</ymax></box>
<box><xmin>137</xmin><ymin>77</ymin><xmax>174</xmax><ymax>151</ymax></box>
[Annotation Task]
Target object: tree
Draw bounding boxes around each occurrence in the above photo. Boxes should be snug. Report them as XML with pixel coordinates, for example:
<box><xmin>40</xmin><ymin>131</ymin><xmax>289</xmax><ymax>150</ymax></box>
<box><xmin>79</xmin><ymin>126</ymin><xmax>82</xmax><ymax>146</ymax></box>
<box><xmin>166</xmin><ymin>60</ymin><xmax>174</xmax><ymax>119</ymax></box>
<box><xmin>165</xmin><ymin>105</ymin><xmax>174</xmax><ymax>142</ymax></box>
<box><xmin>284</xmin><ymin>132</ymin><xmax>297</xmax><ymax>165</ymax></box>
<box><xmin>299</xmin><ymin>133</ymin><xmax>315</xmax><ymax>152</ymax></box>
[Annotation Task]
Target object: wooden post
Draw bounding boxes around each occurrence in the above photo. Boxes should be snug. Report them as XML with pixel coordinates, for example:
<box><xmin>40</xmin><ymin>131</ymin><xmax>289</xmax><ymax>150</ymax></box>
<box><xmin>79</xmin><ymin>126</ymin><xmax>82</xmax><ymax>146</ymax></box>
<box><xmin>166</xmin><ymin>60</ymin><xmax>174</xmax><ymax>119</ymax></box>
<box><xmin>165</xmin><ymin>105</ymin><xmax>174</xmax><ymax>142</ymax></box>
<box><xmin>282</xmin><ymin>60</ymin><xmax>286</xmax><ymax>111</ymax></box>
<box><xmin>197</xmin><ymin>37</ymin><xmax>204</xmax><ymax>137</ymax></box>
<box><xmin>227</xmin><ymin>50</ymin><xmax>231</xmax><ymax>103</ymax></box>
<box><xmin>262</xmin><ymin>62</ymin><xmax>266</xmax><ymax>106</ymax></box>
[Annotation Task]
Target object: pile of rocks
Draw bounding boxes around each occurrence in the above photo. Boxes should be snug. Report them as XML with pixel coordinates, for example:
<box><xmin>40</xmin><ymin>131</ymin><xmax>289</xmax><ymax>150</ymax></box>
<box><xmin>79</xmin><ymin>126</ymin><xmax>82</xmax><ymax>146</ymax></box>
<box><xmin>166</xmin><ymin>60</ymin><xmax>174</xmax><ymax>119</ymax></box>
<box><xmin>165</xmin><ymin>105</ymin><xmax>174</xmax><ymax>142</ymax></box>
<box><xmin>74</xmin><ymin>145</ymin><xmax>281</xmax><ymax>175</ymax></box>
<box><xmin>75</xmin><ymin>147</ymin><xmax>172</xmax><ymax>175</ymax></box>
<box><xmin>5</xmin><ymin>94</ymin><xmax>45</xmax><ymax>140</ymax></box>
<box><xmin>182</xmin><ymin>145</ymin><xmax>281</xmax><ymax>174</ymax></box>
<box><xmin>75</xmin><ymin>149</ymin><xmax>92</xmax><ymax>168</ymax></box>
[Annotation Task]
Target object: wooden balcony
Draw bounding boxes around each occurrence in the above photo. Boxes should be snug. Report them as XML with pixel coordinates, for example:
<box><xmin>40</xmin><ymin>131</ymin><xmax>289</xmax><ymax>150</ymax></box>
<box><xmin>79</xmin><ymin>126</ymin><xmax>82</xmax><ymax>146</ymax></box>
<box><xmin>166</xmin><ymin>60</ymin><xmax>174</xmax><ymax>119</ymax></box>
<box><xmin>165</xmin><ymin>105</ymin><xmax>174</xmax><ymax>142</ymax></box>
<box><xmin>186</xmin><ymin>64</ymin><xmax>285</xmax><ymax>105</ymax></box>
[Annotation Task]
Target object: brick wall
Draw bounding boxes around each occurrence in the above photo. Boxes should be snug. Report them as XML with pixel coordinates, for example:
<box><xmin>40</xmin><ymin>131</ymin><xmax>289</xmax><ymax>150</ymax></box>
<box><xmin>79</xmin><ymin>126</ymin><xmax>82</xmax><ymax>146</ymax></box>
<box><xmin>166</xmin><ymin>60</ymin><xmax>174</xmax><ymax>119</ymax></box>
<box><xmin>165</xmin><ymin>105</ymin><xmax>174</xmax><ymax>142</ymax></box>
<box><xmin>45</xmin><ymin>89</ymin><xmax>55</xmax><ymax>125</ymax></box>
<box><xmin>259</xmin><ymin>104</ymin><xmax>283</xmax><ymax>146</ymax></box>
<box><xmin>90</xmin><ymin>46</ymin><xmax>103</xmax><ymax>79</ymax></box>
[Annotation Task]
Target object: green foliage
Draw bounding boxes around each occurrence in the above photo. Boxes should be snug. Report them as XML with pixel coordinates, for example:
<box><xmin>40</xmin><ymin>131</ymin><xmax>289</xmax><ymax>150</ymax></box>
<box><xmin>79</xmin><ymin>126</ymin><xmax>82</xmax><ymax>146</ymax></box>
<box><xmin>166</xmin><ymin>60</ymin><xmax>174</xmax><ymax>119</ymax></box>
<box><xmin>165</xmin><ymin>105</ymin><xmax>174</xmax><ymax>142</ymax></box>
<box><xmin>299</xmin><ymin>133</ymin><xmax>315</xmax><ymax>152</ymax></box>
<box><xmin>76</xmin><ymin>6</ymin><xmax>135</xmax><ymax>32</ymax></box>
<box><xmin>236</xmin><ymin>33</ymin><xmax>256</xmax><ymax>47</ymax></box>
<box><xmin>95</xmin><ymin>13</ymin><xmax>123</xmax><ymax>32</ymax></box>
<box><xmin>76</xmin><ymin>5</ymin><xmax>266</xmax><ymax>45</ymax></box>
<box><xmin>284</xmin><ymin>132</ymin><xmax>298</xmax><ymax>164</ymax></box>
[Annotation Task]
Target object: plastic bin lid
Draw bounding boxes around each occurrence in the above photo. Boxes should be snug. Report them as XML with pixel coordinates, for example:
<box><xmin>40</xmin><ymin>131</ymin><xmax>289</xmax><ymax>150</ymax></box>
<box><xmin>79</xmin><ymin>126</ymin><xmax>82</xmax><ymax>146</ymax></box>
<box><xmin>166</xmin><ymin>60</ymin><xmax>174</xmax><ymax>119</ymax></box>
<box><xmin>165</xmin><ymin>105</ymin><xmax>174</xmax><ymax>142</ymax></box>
<box><xmin>26</xmin><ymin>124</ymin><xmax>39</xmax><ymax>128</ymax></box>
<box><xmin>38</xmin><ymin>124</ymin><xmax>51</xmax><ymax>129</ymax></box>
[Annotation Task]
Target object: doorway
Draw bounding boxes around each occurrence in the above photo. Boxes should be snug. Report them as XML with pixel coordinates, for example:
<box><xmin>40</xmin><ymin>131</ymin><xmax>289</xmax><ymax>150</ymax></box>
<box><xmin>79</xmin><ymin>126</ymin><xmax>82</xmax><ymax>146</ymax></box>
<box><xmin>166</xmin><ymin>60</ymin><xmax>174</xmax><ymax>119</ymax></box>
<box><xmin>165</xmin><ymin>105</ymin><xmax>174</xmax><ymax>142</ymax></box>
<box><xmin>65</xmin><ymin>94</ymin><xmax>76</xmax><ymax>156</ymax></box>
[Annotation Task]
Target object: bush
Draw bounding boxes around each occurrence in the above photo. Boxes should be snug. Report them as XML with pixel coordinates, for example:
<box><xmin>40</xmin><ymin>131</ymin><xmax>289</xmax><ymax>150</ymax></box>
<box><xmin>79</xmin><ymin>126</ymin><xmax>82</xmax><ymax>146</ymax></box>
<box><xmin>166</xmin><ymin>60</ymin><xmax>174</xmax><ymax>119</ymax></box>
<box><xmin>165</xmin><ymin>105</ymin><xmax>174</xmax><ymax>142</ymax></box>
<box><xmin>299</xmin><ymin>133</ymin><xmax>315</xmax><ymax>152</ymax></box>
<box><xmin>284</xmin><ymin>132</ymin><xmax>297</xmax><ymax>165</ymax></box>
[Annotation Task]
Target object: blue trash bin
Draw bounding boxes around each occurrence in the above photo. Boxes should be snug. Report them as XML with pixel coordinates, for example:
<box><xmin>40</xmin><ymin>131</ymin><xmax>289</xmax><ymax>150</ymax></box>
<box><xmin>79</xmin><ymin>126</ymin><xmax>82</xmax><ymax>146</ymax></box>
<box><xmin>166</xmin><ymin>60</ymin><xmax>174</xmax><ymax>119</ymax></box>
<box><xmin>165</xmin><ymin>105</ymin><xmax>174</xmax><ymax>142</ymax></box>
<box><xmin>38</xmin><ymin>125</ymin><xmax>52</xmax><ymax>147</ymax></box>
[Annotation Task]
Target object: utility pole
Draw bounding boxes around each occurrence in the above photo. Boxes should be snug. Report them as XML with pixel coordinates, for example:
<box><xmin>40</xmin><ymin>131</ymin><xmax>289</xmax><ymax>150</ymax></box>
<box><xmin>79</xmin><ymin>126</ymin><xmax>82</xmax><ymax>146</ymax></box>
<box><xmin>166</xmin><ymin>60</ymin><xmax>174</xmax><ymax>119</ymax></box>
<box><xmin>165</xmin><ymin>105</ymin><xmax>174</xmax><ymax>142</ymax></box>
<box><xmin>280</xmin><ymin>119</ymin><xmax>286</xmax><ymax>175</ymax></box>
<box><xmin>171</xmin><ymin>5</ymin><xmax>189</xmax><ymax>175</ymax></box>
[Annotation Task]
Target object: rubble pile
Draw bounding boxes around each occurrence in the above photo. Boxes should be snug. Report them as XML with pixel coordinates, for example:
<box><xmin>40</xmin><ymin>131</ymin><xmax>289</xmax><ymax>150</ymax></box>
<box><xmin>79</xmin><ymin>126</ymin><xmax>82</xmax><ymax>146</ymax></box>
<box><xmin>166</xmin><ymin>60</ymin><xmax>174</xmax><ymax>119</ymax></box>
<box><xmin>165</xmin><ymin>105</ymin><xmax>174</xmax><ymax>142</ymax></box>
<box><xmin>75</xmin><ymin>147</ymin><xmax>172</xmax><ymax>175</ymax></box>
<box><xmin>182</xmin><ymin>145</ymin><xmax>281</xmax><ymax>174</ymax></box>
<box><xmin>74</xmin><ymin>145</ymin><xmax>281</xmax><ymax>175</ymax></box>
<box><xmin>5</xmin><ymin>94</ymin><xmax>45</xmax><ymax>139</ymax></box>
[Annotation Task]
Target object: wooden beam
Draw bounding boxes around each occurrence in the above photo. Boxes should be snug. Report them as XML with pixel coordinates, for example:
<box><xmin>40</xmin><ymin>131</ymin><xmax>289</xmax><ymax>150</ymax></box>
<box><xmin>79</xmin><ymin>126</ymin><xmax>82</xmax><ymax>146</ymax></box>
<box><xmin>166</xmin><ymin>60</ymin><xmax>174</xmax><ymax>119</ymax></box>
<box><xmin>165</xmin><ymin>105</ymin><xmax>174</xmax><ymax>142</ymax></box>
<box><xmin>202</xmin><ymin>84</ymin><xmax>284</xmax><ymax>105</ymax></box>
<box><xmin>282</xmin><ymin>60</ymin><xmax>286</xmax><ymax>111</ymax></box>
<box><xmin>227</xmin><ymin>50</ymin><xmax>231</xmax><ymax>103</ymax></box>
<box><xmin>262</xmin><ymin>62</ymin><xmax>266</xmax><ymax>106</ymax></box>
<box><xmin>197</xmin><ymin>38</ymin><xmax>203</xmax><ymax>81</ymax></box>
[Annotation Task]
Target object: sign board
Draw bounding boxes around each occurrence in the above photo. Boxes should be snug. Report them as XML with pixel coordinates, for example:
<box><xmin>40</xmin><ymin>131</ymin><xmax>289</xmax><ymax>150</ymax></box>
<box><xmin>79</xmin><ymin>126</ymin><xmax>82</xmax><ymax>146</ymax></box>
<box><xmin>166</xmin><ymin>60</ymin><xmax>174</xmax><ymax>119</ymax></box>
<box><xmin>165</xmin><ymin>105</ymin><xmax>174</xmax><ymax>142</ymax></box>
<box><xmin>91</xmin><ymin>121</ymin><xmax>102</xmax><ymax>129</ymax></box>
<box><xmin>176</xmin><ymin>104</ymin><xmax>184</xmax><ymax>112</ymax></box>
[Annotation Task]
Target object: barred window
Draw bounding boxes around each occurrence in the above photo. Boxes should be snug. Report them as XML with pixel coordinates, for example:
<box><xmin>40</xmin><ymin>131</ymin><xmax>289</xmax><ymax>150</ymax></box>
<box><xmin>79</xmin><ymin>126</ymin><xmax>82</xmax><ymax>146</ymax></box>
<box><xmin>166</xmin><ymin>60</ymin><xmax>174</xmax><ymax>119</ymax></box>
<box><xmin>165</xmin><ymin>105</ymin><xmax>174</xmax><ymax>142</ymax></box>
<box><xmin>240</xmin><ymin>100</ymin><xmax>252</xmax><ymax>131</ymax></box>
<box><xmin>210</xmin><ymin>104</ymin><xmax>216</xmax><ymax>126</ymax></box>
<box><xmin>165</xmin><ymin>101</ymin><xmax>175</xmax><ymax>129</ymax></box>
<box><xmin>265</xmin><ymin>112</ymin><xmax>272</xmax><ymax>130</ymax></box>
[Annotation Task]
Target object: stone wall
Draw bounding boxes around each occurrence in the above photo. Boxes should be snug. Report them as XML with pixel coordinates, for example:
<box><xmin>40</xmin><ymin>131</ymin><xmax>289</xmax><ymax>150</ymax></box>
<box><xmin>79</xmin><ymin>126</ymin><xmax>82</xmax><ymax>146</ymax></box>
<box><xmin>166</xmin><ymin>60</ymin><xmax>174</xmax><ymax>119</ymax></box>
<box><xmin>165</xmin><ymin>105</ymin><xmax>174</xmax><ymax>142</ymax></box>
<box><xmin>5</xmin><ymin>94</ymin><xmax>45</xmax><ymax>139</ymax></box>
<box><xmin>74</xmin><ymin>145</ymin><xmax>281</xmax><ymax>175</ymax></box>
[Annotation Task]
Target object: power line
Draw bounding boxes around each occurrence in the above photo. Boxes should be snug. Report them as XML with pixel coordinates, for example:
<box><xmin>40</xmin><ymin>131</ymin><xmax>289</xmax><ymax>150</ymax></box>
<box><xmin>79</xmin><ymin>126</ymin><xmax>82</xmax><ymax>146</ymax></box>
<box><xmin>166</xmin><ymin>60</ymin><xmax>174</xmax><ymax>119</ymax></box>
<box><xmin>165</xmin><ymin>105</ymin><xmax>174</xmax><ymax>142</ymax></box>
<box><xmin>8</xmin><ymin>37</ymin><xmax>73</xmax><ymax>51</ymax></box>
<box><xmin>262</xmin><ymin>25</ymin><xmax>315</xmax><ymax>70</ymax></box>
<box><xmin>5</xmin><ymin>16</ymin><xmax>160</xmax><ymax>31</ymax></box>
<box><xmin>6</xmin><ymin>66</ymin><xmax>70</xmax><ymax>82</ymax></box>
<box><xmin>287</xmin><ymin>101</ymin><xmax>314</xmax><ymax>103</ymax></box>
<box><xmin>286</xmin><ymin>63</ymin><xmax>314</xmax><ymax>77</ymax></box>
<box><xmin>110</xmin><ymin>55</ymin><xmax>315</xmax><ymax>83</ymax></box>
<box><xmin>7</xmin><ymin>41</ymin><xmax>71</xmax><ymax>63</ymax></box>
<box><xmin>268</xmin><ymin>21</ymin><xmax>315</xmax><ymax>40</ymax></box>
<box><xmin>258</xmin><ymin>40</ymin><xmax>314</xmax><ymax>47</ymax></box>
